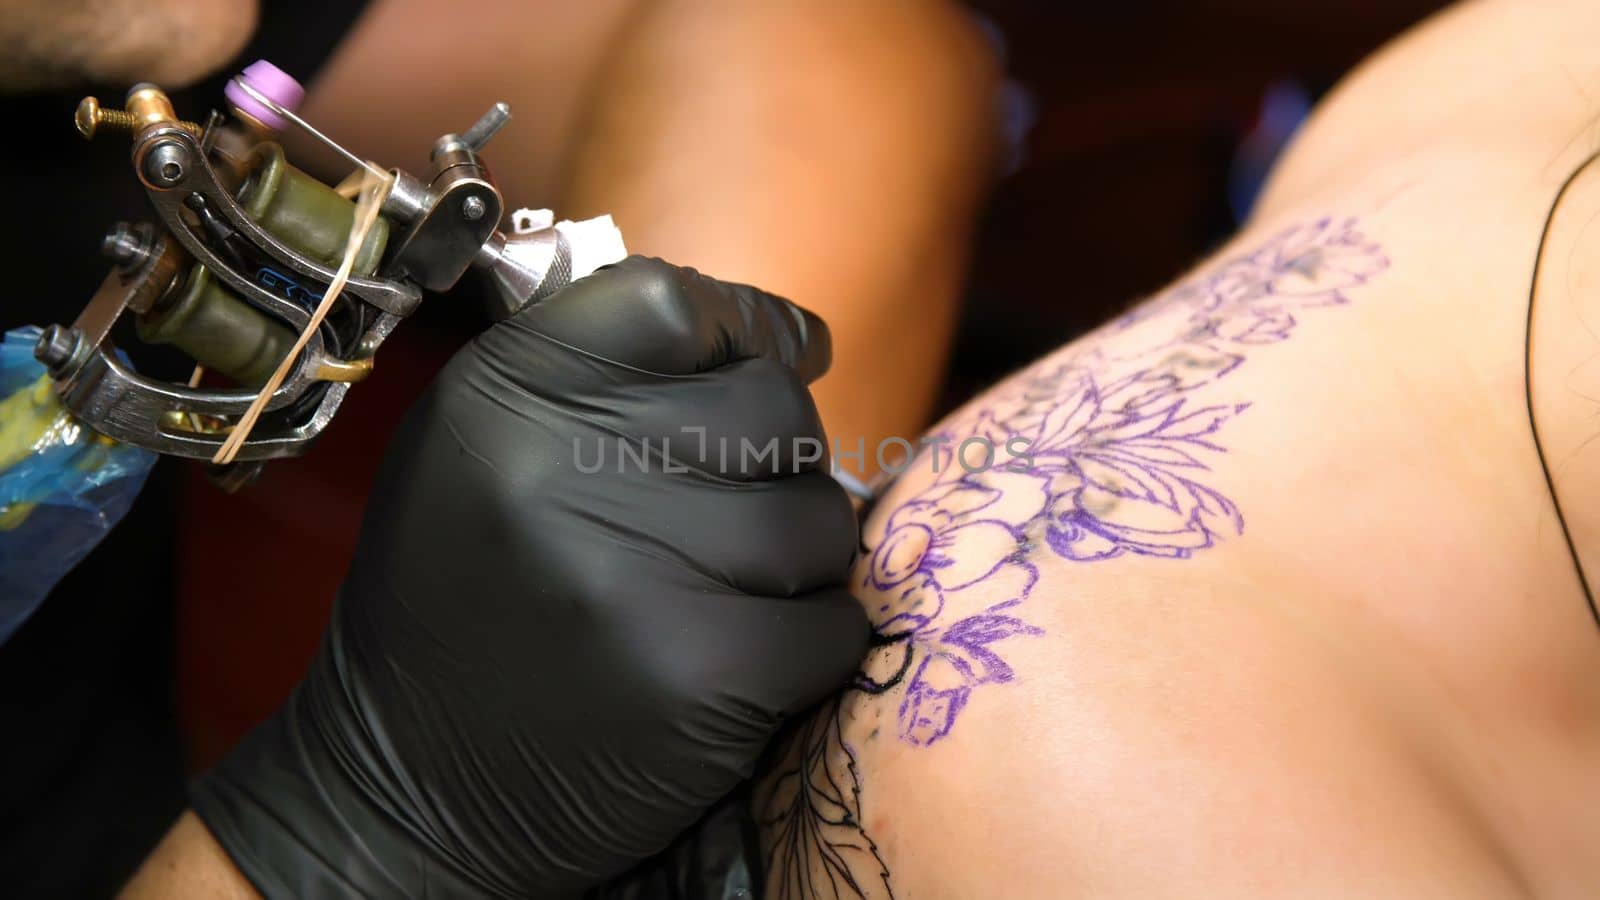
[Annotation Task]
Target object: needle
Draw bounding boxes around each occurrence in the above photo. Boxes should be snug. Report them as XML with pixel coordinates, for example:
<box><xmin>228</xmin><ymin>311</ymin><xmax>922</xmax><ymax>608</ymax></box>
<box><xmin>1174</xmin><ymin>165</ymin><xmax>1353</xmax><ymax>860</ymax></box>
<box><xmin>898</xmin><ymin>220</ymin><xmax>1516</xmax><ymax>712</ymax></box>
<box><xmin>229</xmin><ymin>76</ymin><xmax>387</xmax><ymax>180</ymax></box>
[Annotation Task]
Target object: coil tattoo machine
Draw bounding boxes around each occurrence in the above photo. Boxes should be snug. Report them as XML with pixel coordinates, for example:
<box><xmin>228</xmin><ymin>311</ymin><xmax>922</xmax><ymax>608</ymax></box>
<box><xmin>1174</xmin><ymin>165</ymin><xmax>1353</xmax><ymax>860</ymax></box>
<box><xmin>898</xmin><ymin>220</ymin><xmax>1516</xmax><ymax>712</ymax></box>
<box><xmin>33</xmin><ymin>60</ymin><xmax>625</xmax><ymax>483</ymax></box>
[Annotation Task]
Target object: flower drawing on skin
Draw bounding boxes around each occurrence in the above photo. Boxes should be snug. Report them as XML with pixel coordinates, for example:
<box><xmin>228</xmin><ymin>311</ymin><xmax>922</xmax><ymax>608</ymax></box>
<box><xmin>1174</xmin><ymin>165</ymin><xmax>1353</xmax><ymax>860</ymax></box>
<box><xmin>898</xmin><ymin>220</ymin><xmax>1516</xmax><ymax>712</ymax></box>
<box><xmin>760</xmin><ymin>217</ymin><xmax>1391</xmax><ymax>900</ymax></box>
<box><xmin>1002</xmin><ymin>217</ymin><xmax>1386</xmax><ymax>563</ymax></box>
<box><xmin>1115</xmin><ymin>216</ymin><xmax>1390</xmax><ymax>350</ymax></box>
<box><xmin>865</xmin><ymin>472</ymin><xmax>1041</xmax><ymax>625</ymax></box>
<box><xmin>855</xmin><ymin>216</ymin><xmax>1389</xmax><ymax>747</ymax></box>
<box><xmin>894</xmin><ymin>590</ymin><xmax>1041</xmax><ymax>746</ymax></box>
<box><xmin>861</xmin><ymin>470</ymin><xmax>1046</xmax><ymax>745</ymax></box>
<box><xmin>1019</xmin><ymin>370</ymin><xmax>1249</xmax><ymax>562</ymax></box>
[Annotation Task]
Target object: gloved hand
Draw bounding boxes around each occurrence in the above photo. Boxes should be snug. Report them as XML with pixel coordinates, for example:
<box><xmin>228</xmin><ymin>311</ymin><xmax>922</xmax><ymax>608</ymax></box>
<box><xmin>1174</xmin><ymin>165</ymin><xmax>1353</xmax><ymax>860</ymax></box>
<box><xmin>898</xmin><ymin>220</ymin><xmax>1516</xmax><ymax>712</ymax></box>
<box><xmin>190</xmin><ymin>257</ymin><xmax>869</xmax><ymax>898</ymax></box>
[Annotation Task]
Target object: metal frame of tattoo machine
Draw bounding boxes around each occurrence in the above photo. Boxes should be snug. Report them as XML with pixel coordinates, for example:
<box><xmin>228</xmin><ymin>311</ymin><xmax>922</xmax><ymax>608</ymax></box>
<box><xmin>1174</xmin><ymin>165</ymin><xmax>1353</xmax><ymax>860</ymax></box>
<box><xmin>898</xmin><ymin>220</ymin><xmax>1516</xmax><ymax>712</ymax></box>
<box><xmin>35</xmin><ymin>63</ymin><xmax>621</xmax><ymax>487</ymax></box>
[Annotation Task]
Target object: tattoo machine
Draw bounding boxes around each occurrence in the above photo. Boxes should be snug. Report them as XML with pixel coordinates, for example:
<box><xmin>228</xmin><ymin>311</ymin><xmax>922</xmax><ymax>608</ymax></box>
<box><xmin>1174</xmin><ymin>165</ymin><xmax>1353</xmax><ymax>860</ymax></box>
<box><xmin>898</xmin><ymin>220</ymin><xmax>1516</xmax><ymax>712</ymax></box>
<box><xmin>30</xmin><ymin>59</ymin><xmax>626</xmax><ymax>485</ymax></box>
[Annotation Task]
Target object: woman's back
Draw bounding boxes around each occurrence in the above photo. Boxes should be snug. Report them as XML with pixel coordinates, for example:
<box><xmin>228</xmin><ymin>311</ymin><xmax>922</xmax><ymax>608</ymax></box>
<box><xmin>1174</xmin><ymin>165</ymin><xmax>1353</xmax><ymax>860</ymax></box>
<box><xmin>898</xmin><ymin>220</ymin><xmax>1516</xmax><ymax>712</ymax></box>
<box><xmin>757</xmin><ymin>2</ymin><xmax>1600</xmax><ymax>895</ymax></box>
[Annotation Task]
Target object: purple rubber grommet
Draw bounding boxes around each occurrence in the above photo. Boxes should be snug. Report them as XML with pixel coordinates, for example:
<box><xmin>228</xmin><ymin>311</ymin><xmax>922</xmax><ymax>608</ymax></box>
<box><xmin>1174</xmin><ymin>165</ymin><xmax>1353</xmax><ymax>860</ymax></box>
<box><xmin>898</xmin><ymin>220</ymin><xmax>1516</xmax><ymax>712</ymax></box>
<box><xmin>224</xmin><ymin>60</ymin><xmax>305</xmax><ymax>131</ymax></box>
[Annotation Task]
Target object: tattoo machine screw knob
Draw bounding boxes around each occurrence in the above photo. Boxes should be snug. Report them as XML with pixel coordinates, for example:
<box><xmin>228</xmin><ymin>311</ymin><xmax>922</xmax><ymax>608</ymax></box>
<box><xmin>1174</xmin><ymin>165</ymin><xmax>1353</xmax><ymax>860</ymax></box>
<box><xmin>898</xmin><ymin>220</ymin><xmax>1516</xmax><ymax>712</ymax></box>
<box><xmin>75</xmin><ymin>95</ymin><xmax>201</xmax><ymax>140</ymax></box>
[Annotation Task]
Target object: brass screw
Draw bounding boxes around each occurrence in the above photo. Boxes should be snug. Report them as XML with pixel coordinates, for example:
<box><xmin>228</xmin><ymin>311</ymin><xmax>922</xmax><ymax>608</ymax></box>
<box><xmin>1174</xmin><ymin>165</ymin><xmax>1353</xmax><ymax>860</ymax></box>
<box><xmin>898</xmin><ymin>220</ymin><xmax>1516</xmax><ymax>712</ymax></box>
<box><xmin>75</xmin><ymin>96</ymin><xmax>201</xmax><ymax>140</ymax></box>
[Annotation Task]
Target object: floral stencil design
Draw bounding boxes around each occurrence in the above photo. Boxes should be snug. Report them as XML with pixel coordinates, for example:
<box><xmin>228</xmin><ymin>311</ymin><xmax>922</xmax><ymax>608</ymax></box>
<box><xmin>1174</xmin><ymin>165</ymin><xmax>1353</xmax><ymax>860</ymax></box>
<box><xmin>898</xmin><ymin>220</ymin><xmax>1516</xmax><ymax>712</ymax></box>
<box><xmin>760</xmin><ymin>218</ymin><xmax>1389</xmax><ymax>899</ymax></box>
<box><xmin>856</xmin><ymin>216</ymin><xmax>1389</xmax><ymax>747</ymax></box>
<box><xmin>860</xmin><ymin>470</ymin><xmax>1046</xmax><ymax>745</ymax></box>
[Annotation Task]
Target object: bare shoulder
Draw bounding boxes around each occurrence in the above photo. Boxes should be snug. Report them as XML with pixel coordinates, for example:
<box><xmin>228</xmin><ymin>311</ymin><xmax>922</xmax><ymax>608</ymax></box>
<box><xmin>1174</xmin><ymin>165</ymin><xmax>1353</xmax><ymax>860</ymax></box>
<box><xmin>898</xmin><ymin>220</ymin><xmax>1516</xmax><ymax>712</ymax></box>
<box><xmin>754</xmin><ymin>196</ymin><xmax>1600</xmax><ymax>895</ymax></box>
<box><xmin>752</xmin><ymin>0</ymin><xmax>1600</xmax><ymax>892</ymax></box>
<box><xmin>756</xmin><ymin>218</ymin><xmax>1409</xmax><ymax>898</ymax></box>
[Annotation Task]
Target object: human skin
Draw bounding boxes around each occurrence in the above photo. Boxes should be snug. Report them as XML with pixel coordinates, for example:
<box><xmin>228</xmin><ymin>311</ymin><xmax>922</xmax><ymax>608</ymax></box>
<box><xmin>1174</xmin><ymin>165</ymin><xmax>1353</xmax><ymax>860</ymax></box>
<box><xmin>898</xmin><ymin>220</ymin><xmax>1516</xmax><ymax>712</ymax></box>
<box><xmin>0</xmin><ymin>0</ymin><xmax>257</xmax><ymax>91</ymax></box>
<box><xmin>757</xmin><ymin>1</ymin><xmax>1600</xmax><ymax>896</ymax></box>
<box><xmin>89</xmin><ymin>0</ymin><xmax>997</xmax><ymax>895</ymax></box>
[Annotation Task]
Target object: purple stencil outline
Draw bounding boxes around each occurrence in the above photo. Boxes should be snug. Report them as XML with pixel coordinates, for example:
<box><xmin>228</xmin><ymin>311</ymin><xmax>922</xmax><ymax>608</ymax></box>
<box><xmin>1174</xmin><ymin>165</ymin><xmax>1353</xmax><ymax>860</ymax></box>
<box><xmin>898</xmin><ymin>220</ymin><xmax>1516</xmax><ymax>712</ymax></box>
<box><xmin>860</xmin><ymin>216</ymin><xmax>1389</xmax><ymax>747</ymax></box>
<box><xmin>757</xmin><ymin>217</ymin><xmax>1391</xmax><ymax>900</ymax></box>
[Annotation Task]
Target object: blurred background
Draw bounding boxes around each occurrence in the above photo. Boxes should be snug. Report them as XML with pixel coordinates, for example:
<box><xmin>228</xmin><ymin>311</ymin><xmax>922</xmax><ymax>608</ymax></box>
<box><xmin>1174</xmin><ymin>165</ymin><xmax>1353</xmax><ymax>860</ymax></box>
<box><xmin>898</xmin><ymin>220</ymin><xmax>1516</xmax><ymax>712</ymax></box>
<box><xmin>168</xmin><ymin>0</ymin><xmax>1453</xmax><ymax>770</ymax></box>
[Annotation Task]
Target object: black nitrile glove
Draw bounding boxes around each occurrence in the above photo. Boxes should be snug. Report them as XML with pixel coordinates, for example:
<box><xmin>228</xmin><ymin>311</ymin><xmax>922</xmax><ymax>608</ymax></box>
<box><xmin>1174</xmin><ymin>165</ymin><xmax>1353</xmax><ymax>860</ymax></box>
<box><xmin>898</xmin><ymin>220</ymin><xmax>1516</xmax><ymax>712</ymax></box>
<box><xmin>190</xmin><ymin>257</ymin><xmax>868</xmax><ymax>898</ymax></box>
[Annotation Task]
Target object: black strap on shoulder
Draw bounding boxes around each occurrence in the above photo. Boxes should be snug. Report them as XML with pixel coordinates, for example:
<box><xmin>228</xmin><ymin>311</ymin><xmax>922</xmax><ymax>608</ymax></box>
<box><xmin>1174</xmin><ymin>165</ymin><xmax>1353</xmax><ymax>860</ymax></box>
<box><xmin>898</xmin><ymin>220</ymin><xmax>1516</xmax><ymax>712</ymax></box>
<box><xmin>1524</xmin><ymin>146</ymin><xmax>1600</xmax><ymax>633</ymax></box>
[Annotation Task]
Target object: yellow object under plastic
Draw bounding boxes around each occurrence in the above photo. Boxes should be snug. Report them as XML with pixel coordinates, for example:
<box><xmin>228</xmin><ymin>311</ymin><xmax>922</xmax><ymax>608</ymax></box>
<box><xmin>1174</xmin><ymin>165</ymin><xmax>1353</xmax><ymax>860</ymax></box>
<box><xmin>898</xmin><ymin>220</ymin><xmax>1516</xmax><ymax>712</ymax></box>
<box><xmin>0</xmin><ymin>374</ymin><xmax>119</xmax><ymax>530</ymax></box>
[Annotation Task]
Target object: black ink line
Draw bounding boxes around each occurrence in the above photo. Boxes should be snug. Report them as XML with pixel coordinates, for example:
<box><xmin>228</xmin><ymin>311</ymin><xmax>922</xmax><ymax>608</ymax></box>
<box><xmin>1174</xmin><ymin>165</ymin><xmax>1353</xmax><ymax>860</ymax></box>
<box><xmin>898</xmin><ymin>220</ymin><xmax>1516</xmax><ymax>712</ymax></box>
<box><xmin>867</xmin><ymin>630</ymin><xmax>913</xmax><ymax>649</ymax></box>
<box><xmin>757</xmin><ymin>695</ymin><xmax>895</xmax><ymax>900</ymax></box>
<box><xmin>1525</xmin><ymin>145</ymin><xmax>1600</xmax><ymax>633</ymax></box>
<box><xmin>853</xmin><ymin>631</ymin><xmax>915</xmax><ymax>695</ymax></box>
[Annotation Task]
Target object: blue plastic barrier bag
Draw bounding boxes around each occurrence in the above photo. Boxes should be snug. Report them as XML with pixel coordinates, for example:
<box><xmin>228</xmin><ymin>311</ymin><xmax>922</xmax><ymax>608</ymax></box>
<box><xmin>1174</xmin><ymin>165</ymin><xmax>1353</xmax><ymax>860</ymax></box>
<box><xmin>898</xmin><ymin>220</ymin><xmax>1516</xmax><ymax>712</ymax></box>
<box><xmin>0</xmin><ymin>327</ymin><xmax>156</xmax><ymax>644</ymax></box>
